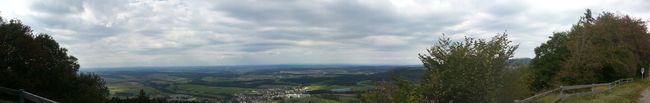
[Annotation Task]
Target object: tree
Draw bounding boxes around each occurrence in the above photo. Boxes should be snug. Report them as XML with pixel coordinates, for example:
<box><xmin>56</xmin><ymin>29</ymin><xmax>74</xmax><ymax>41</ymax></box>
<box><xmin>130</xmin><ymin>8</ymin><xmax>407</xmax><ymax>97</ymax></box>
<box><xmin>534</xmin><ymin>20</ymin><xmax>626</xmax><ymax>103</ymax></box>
<box><xmin>0</xmin><ymin>16</ymin><xmax>108</xmax><ymax>102</ymax></box>
<box><xmin>363</xmin><ymin>33</ymin><xmax>519</xmax><ymax>102</ymax></box>
<box><xmin>529</xmin><ymin>32</ymin><xmax>570</xmax><ymax>91</ymax></box>
<box><xmin>137</xmin><ymin>89</ymin><xmax>149</xmax><ymax>103</ymax></box>
<box><xmin>530</xmin><ymin>9</ymin><xmax>650</xmax><ymax>88</ymax></box>
<box><xmin>419</xmin><ymin>33</ymin><xmax>518</xmax><ymax>102</ymax></box>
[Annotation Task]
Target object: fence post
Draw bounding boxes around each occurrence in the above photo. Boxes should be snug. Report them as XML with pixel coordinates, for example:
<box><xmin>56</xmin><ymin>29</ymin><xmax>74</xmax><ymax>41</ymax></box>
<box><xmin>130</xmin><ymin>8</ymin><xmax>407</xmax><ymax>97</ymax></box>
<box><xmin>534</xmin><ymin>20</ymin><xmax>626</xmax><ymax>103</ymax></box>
<box><xmin>19</xmin><ymin>89</ymin><xmax>24</xmax><ymax>103</ymax></box>
<box><xmin>559</xmin><ymin>86</ymin><xmax>564</xmax><ymax>100</ymax></box>
<box><xmin>591</xmin><ymin>83</ymin><xmax>595</xmax><ymax>94</ymax></box>
<box><xmin>609</xmin><ymin>82</ymin><xmax>614</xmax><ymax>91</ymax></box>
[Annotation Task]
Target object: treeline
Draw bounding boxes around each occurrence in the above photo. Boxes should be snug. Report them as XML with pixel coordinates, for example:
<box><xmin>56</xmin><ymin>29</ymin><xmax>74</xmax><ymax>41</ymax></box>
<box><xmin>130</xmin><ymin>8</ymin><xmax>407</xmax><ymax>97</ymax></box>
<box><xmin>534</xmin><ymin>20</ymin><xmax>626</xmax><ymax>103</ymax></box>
<box><xmin>361</xmin><ymin>9</ymin><xmax>650</xmax><ymax>102</ymax></box>
<box><xmin>0</xmin><ymin>13</ymin><xmax>208</xmax><ymax>103</ymax></box>
<box><xmin>529</xmin><ymin>9</ymin><xmax>650</xmax><ymax>91</ymax></box>
<box><xmin>109</xmin><ymin>89</ymin><xmax>200</xmax><ymax>103</ymax></box>
<box><xmin>0</xmin><ymin>16</ymin><xmax>108</xmax><ymax>102</ymax></box>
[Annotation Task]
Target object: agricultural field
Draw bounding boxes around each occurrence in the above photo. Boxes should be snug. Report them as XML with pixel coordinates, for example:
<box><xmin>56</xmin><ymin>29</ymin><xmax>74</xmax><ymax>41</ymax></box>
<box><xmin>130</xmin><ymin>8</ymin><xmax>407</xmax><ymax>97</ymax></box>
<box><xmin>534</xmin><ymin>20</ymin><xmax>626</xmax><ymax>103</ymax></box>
<box><xmin>85</xmin><ymin>65</ymin><xmax>424</xmax><ymax>102</ymax></box>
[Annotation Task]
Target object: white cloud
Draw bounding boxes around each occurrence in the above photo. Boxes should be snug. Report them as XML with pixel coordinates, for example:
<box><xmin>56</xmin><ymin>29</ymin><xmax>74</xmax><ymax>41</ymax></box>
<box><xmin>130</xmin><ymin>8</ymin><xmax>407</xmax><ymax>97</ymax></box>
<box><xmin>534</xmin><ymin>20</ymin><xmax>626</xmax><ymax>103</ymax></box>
<box><xmin>0</xmin><ymin>0</ymin><xmax>649</xmax><ymax>68</ymax></box>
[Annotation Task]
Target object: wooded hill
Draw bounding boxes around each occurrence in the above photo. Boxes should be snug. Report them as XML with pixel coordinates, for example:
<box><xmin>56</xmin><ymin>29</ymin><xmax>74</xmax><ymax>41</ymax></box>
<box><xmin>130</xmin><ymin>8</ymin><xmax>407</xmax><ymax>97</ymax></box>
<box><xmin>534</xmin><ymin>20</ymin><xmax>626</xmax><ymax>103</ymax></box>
<box><xmin>362</xmin><ymin>9</ymin><xmax>650</xmax><ymax>103</ymax></box>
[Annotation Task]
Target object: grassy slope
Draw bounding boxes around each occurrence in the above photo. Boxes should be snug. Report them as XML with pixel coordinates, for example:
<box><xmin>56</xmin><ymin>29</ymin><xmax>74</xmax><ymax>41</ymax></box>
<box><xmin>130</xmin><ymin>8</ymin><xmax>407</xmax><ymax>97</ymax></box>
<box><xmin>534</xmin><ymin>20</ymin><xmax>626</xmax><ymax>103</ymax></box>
<box><xmin>535</xmin><ymin>78</ymin><xmax>650</xmax><ymax>103</ymax></box>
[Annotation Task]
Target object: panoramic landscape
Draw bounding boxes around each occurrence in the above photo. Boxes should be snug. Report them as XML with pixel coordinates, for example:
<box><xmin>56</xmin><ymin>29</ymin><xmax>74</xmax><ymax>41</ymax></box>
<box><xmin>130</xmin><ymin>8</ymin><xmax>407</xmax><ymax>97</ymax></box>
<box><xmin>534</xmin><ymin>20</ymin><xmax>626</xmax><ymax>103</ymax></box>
<box><xmin>86</xmin><ymin>65</ymin><xmax>424</xmax><ymax>102</ymax></box>
<box><xmin>2</xmin><ymin>0</ymin><xmax>650</xmax><ymax>103</ymax></box>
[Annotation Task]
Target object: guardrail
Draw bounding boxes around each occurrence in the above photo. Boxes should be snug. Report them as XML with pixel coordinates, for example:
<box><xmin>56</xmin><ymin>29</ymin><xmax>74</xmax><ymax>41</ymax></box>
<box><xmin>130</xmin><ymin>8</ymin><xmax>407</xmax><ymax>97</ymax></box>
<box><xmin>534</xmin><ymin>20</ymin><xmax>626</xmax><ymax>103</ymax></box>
<box><xmin>0</xmin><ymin>86</ymin><xmax>58</xmax><ymax>103</ymax></box>
<box><xmin>514</xmin><ymin>78</ymin><xmax>633</xmax><ymax>103</ymax></box>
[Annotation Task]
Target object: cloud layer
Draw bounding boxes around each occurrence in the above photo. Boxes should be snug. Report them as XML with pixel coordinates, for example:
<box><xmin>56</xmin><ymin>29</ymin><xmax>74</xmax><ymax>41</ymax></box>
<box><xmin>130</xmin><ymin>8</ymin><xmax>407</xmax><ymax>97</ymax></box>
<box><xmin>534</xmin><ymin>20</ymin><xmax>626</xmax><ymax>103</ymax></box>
<box><xmin>1</xmin><ymin>0</ymin><xmax>649</xmax><ymax>68</ymax></box>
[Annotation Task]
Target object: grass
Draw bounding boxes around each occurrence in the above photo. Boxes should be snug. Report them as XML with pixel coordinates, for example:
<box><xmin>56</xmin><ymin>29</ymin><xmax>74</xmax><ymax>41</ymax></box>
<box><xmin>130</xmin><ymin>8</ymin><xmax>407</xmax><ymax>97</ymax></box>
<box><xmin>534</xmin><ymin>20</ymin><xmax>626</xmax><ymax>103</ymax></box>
<box><xmin>147</xmin><ymin>74</ymin><xmax>191</xmax><ymax>83</ymax></box>
<box><xmin>305</xmin><ymin>84</ymin><xmax>334</xmax><ymax>91</ymax></box>
<box><xmin>109</xmin><ymin>86</ymin><xmax>128</xmax><ymax>95</ymax></box>
<box><xmin>107</xmin><ymin>82</ymin><xmax>165</xmax><ymax>97</ymax></box>
<box><xmin>562</xmin><ymin>78</ymin><xmax>649</xmax><ymax>103</ymax></box>
<box><xmin>535</xmin><ymin>94</ymin><xmax>560</xmax><ymax>103</ymax></box>
<box><xmin>173</xmin><ymin>84</ymin><xmax>255</xmax><ymax>97</ymax></box>
<box><xmin>534</xmin><ymin>78</ymin><xmax>650</xmax><ymax>103</ymax></box>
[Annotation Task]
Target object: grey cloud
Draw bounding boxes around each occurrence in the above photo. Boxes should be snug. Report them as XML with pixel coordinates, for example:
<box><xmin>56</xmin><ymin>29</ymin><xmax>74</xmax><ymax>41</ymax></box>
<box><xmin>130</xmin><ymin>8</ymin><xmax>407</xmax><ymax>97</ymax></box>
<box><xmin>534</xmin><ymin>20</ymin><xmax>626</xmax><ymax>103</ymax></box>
<box><xmin>238</xmin><ymin>42</ymin><xmax>295</xmax><ymax>52</ymax></box>
<box><xmin>5</xmin><ymin>0</ymin><xmax>649</xmax><ymax>67</ymax></box>
<box><xmin>214</xmin><ymin>0</ymin><xmax>428</xmax><ymax>39</ymax></box>
<box><xmin>30</xmin><ymin>16</ymin><xmax>125</xmax><ymax>43</ymax></box>
<box><xmin>31</xmin><ymin>0</ymin><xmax>84</xmax><ymax>14</ymax></box>
<box><xmin>215</xmin><ymin>0</ymin><xmax>398</xmax><ymax>25</ymax></box>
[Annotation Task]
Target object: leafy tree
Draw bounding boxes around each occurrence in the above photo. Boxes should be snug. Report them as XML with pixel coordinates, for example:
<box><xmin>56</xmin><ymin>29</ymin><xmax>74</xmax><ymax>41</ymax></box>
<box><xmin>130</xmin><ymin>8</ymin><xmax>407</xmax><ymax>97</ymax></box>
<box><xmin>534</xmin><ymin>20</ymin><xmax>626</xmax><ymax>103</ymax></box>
<box><xmin>531</xmin><ymin>9</ymin><xmax>650</xmax><ymax>87</ymax></box>
<box><xmin>363</xmin><ymin>33</ymin><xmax>519</xmax><ymax>103</ymax></box>
<box><xmin>498</xmin><ymin>64</ymin><xmax>533</xmax><ymax>103</ymax></box>
<box><xmin>419</xmin><ymin>33</ymin><xmax>518</xmax><ymax>102</ymax></box>
<box><xmin>529</xmin><ymin>32</ymin><xmax>570</xmax><ymax>91</ymax></box>
<box><xmin>137</xmin><ymin>89</ymin><xmax>148</xmax><ymax>102</ymax></box>
<box><xmin>0</xmin><ymin>16</ymin><xmax>108</xmax><ymax>102</ymax></box>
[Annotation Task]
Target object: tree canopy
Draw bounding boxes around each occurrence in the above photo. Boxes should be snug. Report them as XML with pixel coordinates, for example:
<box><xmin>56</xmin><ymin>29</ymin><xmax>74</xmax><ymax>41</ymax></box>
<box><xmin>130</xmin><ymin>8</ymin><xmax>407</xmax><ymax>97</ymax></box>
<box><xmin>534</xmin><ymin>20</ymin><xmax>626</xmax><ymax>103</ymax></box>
<box><xmin>419</xmin><ymin>34</ymin><xmax>518</xmax><ymax>102</ymax></box>
<box><xmin>362</xmin><ymin>33</ymin><xmax>520</xmax><ymax>103</ymax></box>
<box><xmin>0</xmin><ymin>16</ymin><xmax>108</xmax><ymax>102</ymax></box>
<box><xmin>530</xmin><ymin>9</ymin><xmax>650</xmax><ymax>90</ymax></box>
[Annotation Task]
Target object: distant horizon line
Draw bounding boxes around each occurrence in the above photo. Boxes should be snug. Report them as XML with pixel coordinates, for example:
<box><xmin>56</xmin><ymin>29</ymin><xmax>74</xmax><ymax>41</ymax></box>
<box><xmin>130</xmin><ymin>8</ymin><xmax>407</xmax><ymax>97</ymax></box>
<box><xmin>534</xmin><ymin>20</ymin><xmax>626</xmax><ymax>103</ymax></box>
<box><xmin>80</xmin><ymin>64</ymin><xmax>425</xmax><ymax>69</ymax></box>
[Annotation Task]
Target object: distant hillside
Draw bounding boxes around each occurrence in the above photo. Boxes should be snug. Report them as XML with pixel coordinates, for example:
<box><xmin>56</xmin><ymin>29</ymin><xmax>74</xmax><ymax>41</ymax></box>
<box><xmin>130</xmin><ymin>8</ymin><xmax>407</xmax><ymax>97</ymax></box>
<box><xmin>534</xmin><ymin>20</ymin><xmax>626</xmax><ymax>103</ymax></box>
<box><xmin>507</xmin><ymin>58</ymin><xmax>531</xmax><ymax>66</ymax></box>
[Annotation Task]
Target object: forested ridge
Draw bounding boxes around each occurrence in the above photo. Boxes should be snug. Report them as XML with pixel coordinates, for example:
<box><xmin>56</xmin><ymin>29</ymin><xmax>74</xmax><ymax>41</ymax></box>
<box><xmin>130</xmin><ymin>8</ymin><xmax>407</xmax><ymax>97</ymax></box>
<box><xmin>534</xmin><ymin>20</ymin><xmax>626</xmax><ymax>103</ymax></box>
<box><xmin>362</xmin><ymin>9</ymin><xmax>650</xmax><ymax>103</ymax></box>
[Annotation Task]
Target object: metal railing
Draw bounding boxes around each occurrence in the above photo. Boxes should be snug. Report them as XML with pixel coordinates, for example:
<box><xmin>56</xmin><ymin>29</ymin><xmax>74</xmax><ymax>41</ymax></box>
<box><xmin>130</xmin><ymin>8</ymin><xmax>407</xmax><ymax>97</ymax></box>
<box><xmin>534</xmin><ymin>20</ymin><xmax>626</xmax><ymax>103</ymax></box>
<box><xmin>0</xmin><ymin>86</ymin><xmax>58</xmax><ymax>103</ymax></box>
<box><xmin>514</xmin><ymin>78</ymin><xmax>633</xmax><ymax>103</ymax></box>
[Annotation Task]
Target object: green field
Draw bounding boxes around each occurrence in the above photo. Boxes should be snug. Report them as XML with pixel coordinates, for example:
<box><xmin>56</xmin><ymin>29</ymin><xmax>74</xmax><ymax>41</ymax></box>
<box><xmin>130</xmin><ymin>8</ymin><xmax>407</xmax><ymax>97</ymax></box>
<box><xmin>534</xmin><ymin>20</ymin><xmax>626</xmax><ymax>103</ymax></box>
<box><xmin>94</xmin><ymin>66</ymin><xmax>420</xmax><ymax>102</ymax></box>
<box><xmin>174</xmin><ymin>84</ymin><xmax>255</xmax><ymax>96</ymax></box>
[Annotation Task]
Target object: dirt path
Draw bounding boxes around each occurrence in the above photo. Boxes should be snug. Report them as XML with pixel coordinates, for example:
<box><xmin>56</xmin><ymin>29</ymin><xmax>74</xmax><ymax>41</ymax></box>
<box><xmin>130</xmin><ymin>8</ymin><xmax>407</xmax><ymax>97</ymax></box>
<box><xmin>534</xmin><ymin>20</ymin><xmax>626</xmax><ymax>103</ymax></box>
<box><xmin>640</xmin><ymin>86</ymin><xmax>650</xmax><ymax>103</ymax></box>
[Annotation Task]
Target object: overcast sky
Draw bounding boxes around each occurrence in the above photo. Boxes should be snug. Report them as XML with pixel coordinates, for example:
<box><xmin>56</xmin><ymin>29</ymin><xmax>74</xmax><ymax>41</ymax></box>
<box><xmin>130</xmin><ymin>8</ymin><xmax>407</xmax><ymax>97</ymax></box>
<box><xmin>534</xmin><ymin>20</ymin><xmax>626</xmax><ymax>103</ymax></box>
<box><xmin>1</xmin><ymin>0</ymin><xmax>649</xmax><ymax>68</ymax></box>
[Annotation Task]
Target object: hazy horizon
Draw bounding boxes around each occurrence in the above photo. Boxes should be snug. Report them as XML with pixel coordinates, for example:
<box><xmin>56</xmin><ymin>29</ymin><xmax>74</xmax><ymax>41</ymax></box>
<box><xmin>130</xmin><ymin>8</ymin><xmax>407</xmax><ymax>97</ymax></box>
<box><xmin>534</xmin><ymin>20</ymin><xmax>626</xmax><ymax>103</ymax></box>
<box><xmin>80</xmin><ymin>63</ymin><xmax>425</xmax><ymax>69</ymax></box>
<box><xmin>1</xmin><ymin>0</ymin><xmax>649</xmax><ymax>68</ymax></box>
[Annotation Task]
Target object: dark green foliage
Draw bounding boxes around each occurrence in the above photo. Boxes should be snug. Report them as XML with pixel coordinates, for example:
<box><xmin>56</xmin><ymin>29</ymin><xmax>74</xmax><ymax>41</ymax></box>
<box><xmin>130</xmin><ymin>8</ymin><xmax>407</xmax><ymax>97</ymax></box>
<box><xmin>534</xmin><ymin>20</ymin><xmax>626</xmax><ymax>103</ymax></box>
<box><xmin>530</xmin><ymin>9</ymin><xmax>650</xmax><ymax>89</ymax></box>
<box><xmin>419</xmin><ymin>34</ymin><xmax>518</xmax><ymax>102</ymax></box>
<box><xmin>529</xmin><ymin>32</ymin><xmax>570</xmax><ymax>91</ymax></box>
<box><xmin>360</xmin><ymin>76</ymin><xmax>422</xmax><ymax>103</ymax></box>
<box><xmin>0</xmin><ymin>17</ymin><xmax>108</xmax><ymax>102</ymax></box>
<box><xmin>561</xmin><ymin>10</ymin><xmax>650</xmax><ymax>84</ymax></box>
<box><xmin>110</xmin><ymin>97</ymin><xmax>198</xmax><ymax>103</ymax></box>
<box><xmin>498</xmin><ymin>65</ymin><xmax>533</xmax><ymax>102</ymax></box>
<box><xmin>109</xmin><ymin>89</ymin><xmax>201</xmax><ymax>103</ymax></box>
<box><xmin>109</xmin><ymin>90</ymin><xmax>203</xmax><ymax>103</ymax></box>
<box><xmin>137</xmin><ymin>89</ymin><xmax>149</xmax><ymax>103</ymax></box>
<box><xmin>362</xmin><ymin>34</ymin><xmax>521</xmax><ymax>102</ymax></box>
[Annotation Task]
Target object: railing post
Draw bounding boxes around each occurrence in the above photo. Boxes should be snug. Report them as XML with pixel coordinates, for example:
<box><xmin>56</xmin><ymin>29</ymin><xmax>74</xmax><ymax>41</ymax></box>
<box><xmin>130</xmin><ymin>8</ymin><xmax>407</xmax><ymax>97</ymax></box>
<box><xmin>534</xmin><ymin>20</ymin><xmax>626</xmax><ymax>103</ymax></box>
<box><xmin>591</xmin><ymin>83</ymin><xmax>595</xmax><ymax>94</ymax></box>
<box><xmin>559</xmin><ymin>86</ymin><xmax>564</xmax><ymax>100</ymax></box>
<box><xmin>19</xmin><ymin>89</ymin><xmax>24</xmax><ymax>103</ymax></box>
